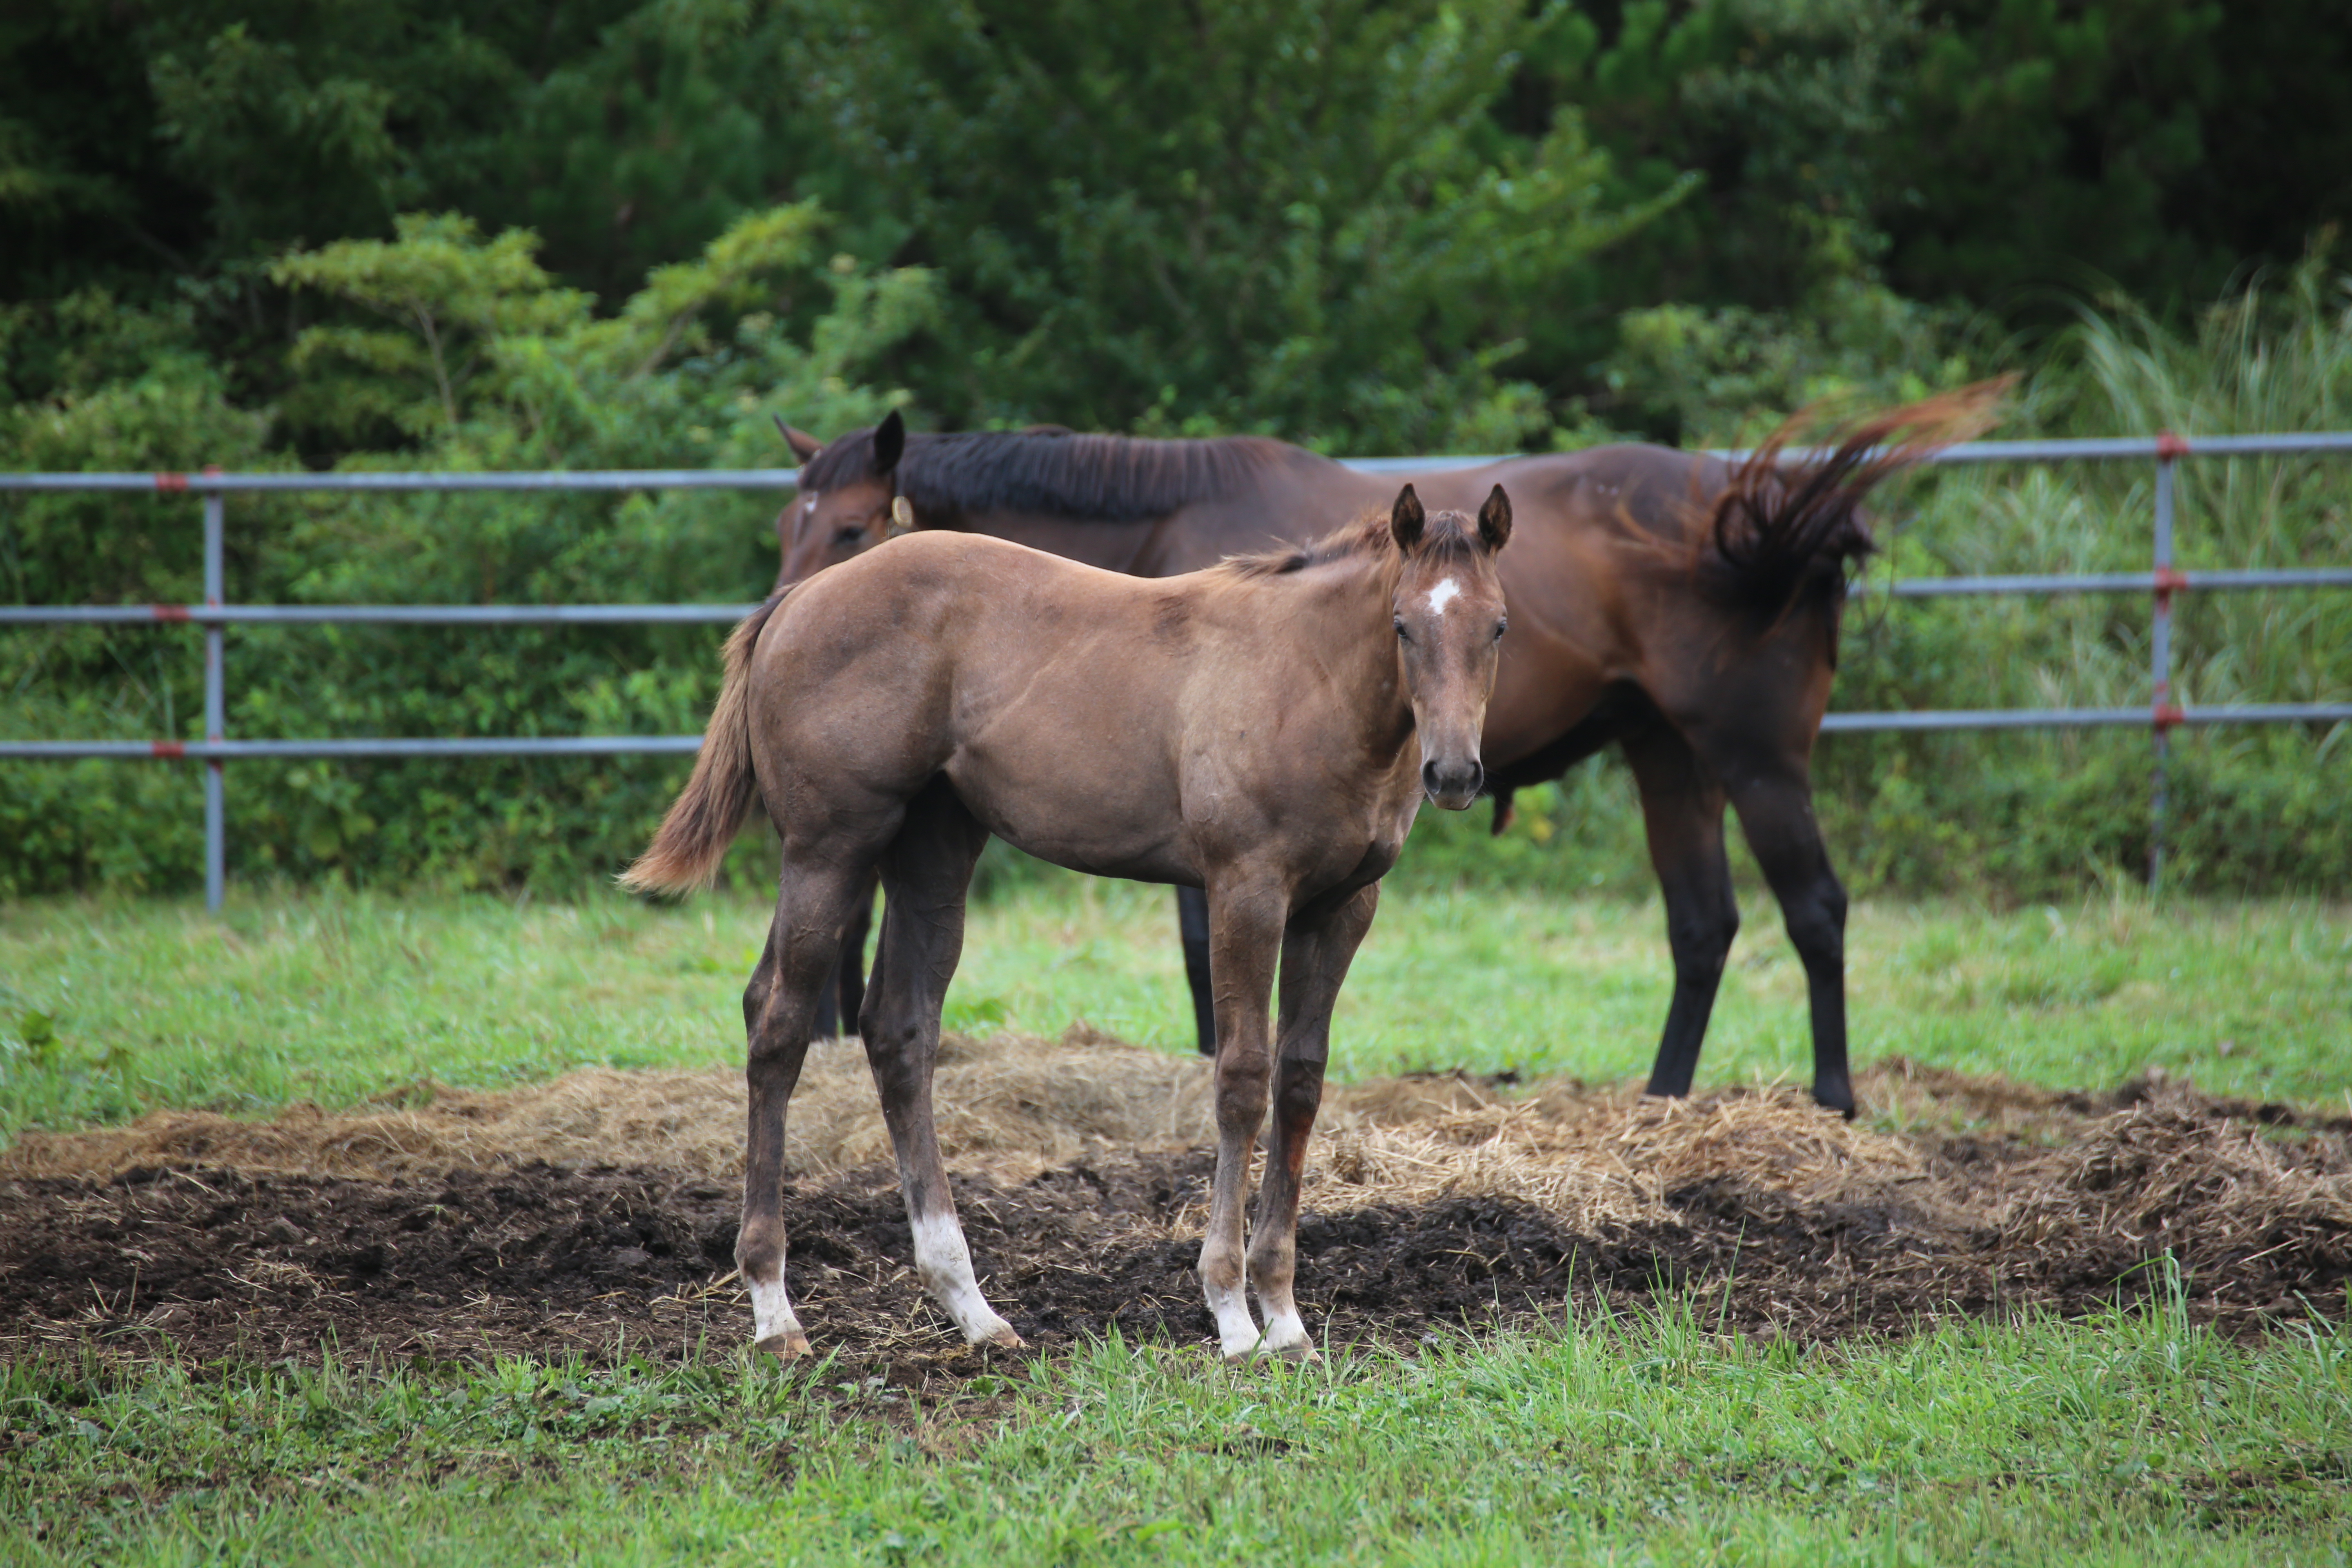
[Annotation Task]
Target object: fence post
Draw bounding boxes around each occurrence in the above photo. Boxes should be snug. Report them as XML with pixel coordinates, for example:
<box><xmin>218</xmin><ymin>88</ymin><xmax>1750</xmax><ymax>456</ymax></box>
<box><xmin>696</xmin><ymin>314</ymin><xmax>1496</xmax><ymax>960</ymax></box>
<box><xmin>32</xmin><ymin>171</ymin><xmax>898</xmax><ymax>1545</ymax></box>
<box><xmin>202</xmin><ymin>471</ymin><xmax>225</xmax><ymax>912</ymax></box>
<box><xmin>2148</xmin><ymin>433</ymin><xmax>2186</xmax><ymax>891</ymax></box>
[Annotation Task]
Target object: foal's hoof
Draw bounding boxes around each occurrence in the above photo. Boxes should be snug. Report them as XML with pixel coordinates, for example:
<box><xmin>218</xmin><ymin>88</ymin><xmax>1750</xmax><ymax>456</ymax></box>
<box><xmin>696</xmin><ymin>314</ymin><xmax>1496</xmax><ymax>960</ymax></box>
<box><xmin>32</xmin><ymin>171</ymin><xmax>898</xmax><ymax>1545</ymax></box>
<box><xmin>756</xmin><ymin>1330</ymin><xmax>812</xmax><ymax>1360</ymax></box>
<box><xmin>960</xmin><ymin>1314</ymin><xmax>1025</xmax><ymax>1351</ymax></box>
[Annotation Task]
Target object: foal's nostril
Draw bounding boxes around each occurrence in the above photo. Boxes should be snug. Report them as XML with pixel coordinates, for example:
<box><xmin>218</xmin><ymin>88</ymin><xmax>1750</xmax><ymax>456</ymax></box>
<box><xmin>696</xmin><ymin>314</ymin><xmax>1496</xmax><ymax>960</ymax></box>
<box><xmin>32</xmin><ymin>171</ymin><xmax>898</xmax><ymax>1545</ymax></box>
<box><xmin>1421</xmin><ymin>758</ymin><xmax>1484</xmax><ymax>800</ymax></box>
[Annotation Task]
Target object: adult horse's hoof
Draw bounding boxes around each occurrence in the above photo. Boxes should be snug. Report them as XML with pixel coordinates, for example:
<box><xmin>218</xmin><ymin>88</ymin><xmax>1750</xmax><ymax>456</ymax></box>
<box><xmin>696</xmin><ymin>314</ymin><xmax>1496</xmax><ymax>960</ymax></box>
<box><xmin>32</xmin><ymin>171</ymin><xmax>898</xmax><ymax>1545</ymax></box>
<box><xmin>978</xmin><ymin>1324</ymin><xmax>1027</xmax><ymax>1350</ymax></box>
<box><xmin>757</xmin><ymin>1330</ymin><xmax>812</xmax><ymax>1360</ymax></box>
<box><xmin>1813</xmin><ymin>1079</ymin><xmax>1858</xmax><ymax>1120</ymax></box>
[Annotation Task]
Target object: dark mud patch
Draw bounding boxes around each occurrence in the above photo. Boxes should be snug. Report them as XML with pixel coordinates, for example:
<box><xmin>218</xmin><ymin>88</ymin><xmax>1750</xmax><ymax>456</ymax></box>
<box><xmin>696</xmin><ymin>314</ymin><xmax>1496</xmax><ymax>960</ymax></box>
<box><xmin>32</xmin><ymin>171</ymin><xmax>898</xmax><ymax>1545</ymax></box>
<box><xmin>2</xmin><ymin>1112</ymin><xmax>2344</xmax><ymax>1372</ymax></box>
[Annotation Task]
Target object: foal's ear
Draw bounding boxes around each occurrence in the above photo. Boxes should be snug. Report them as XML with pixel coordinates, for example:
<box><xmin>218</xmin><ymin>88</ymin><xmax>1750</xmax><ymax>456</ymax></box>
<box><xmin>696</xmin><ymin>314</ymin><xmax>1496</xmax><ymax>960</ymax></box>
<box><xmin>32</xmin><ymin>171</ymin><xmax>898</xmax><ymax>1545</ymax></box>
<box><xmin>871</xmin><ymin>408</ymin><xmax>906</xmax><ymax>476</ymax></box>
<box><xmin>1477</xmin><ymin>484</ymin><xmax>1512</xmax><ymax>551</ymax></box>
<box><xmin>775</xmin><ymin>416</ymin><xmax>824</xmax><ymax>463</ymax></box>
<box><xmin>1390</xmin><ymin>484</ymin><xmax>1425</xmax><ymax>551</ymax></box>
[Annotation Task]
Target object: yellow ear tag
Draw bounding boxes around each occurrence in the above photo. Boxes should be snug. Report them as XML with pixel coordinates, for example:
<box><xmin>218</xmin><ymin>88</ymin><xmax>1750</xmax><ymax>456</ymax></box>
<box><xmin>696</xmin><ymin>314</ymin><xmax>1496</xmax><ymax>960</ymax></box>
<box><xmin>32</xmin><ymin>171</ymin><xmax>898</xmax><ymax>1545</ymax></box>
<box><xmin>888</xmin><ymin>496</ymin><xmax>915</xmax><ymax>538</ymax></box>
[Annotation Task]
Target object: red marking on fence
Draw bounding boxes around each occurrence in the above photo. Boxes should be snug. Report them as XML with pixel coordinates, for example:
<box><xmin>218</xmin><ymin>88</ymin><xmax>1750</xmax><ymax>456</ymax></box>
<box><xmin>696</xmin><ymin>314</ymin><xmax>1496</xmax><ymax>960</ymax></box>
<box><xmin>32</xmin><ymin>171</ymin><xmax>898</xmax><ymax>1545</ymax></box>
<box><xmin>2156</xmin><ymin>431</ymin><xmax>2191</xmax><ymax>460</ymax></box>
<box><xmin>2152</xmin><ymin>704</ymin><xmax>2187</xmax><ymax>733</ymax></box>
<box><xmin>150</xmin><ymin>740</ymin><xmax>187</xmax><ymax>758</ymax></box>
<box><xmin>2153</xmin><ymin>566</ymin><xmax>2190</xmax><ymax>606</ymax></box>
<box><xmin>151</xmin><ymin>604</ymin><xmax>192</xmax><ymax>621</ymax></box>
<box><xmin>154</xmin><ymin>472</ymin><xmax>188</xmax><ymax>492</ymax></box>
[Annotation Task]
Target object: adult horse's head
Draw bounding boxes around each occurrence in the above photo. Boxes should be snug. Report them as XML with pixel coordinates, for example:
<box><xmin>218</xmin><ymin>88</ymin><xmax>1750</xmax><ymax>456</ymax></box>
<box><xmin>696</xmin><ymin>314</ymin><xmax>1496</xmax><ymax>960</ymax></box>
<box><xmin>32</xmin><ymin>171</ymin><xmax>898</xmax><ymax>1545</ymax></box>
<box><xmin>773</xmin><ymin>410</ymin><xmax>908</xmax><ymax>588</ymax></box>
<box><xmin>1385</xmin><ymin>482</ymin><xmax>1512</xmax><ymax>811</ymax></box>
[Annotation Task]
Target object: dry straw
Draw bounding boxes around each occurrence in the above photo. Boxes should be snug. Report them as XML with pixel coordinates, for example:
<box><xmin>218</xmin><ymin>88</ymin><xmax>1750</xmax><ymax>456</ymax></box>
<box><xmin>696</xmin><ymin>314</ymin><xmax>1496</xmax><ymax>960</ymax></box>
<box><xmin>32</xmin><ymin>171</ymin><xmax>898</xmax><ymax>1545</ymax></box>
<box><xmin>4</xmin><ymin>1031</ymin><xmax>2343</xmax><ymax>1277</ymax></box>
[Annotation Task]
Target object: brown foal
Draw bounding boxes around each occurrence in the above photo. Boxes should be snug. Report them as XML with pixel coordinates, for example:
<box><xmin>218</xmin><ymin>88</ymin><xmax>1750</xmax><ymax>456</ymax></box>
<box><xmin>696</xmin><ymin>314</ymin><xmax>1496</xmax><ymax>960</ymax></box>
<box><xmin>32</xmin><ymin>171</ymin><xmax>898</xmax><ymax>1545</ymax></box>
<box><xmin>623</xmin><ymin>485</ymin><xmax>1512</xmax><ymax>1361</ymax></box>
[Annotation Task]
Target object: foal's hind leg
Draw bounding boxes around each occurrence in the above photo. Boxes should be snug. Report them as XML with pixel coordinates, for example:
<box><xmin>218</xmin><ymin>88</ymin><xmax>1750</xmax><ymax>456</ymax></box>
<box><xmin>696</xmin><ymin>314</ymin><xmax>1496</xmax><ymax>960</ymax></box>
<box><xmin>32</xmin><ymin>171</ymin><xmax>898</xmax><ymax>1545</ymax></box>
<box><xmin>863</xmin><ymin>782</ymin><xmax>1020</xmax><ymax>1349</ymax></box>
<box><xmin>739</xmin><ymin>858</ymin><xmax>875</xmax><ymax>1357</ymax></box>
<box><xmin>1246</xmin><ymin>882</ymin><xmax>1379</xmax><ymax>1361</ymax></box>
<box><xmin>1622</xmin><ymin>725</ymin><xmax>1738</xmax><ymax>1101</ymax></box>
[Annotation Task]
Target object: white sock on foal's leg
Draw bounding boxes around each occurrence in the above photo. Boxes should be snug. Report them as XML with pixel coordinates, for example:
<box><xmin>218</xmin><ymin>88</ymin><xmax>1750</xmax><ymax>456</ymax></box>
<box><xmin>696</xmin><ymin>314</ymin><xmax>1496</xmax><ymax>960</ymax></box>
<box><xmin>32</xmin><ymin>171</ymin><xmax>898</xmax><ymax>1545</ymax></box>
<box><xmin>1257</xmin><ymin>1298</ymin><xmax>1312</xmax><ymax>1359</ymax></box>
<box><xmin>748</xmin><ymin>1271</ymin><xmax>810</xmax><ymax>1358</ymax></box>
<box><xmin>912</xmin><ymin>1210</ymin><xmax>1022</xmax><ymax>1348</ymax></box>
<box><xmin>1201</xmin><ymin>1250</ymin><xmax>1263</xmax><ymax>1361</ymax></box>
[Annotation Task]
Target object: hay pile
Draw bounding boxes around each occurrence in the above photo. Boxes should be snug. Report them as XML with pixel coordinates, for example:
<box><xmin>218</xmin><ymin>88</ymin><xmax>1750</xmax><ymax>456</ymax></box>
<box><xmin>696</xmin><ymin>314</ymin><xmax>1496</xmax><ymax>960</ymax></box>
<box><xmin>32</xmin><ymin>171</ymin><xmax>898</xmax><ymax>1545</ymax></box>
<box><xmin>1</xmin><ymin>1029</ymin><xmax>1936</xmax><ymax>1228</ymax></box>
<box><xmin>2000</xmin><ymin>1096</ymin><xmax>2352</xmax><ymax>1273</ymax></box>
<box><xmin>3</xmin><ymin>1031</ymin><xmax>2343</xmax><ymax>1295</ymax></box>
<box><xmin>0</xmin><ymin>1027</ymin><xmax>1214</xmax><ymax>1187</ymax></box>
<box><xmin>1314</xmin><ymin>1077</ymin><xmax>1921</xmax><ymax>1231</ymax></box>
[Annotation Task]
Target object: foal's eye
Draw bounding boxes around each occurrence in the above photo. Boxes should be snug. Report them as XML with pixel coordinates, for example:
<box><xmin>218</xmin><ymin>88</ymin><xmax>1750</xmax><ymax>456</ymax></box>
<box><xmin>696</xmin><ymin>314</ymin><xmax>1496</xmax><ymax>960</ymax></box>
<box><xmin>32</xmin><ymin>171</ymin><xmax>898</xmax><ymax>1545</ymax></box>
<box><xmin>1392</xmin><ymin>616</ymin><xmax>1409</xmax><ymax>641</ymax></box>
<box><xmin>832</xmin><ymin>525</ymin><xmax>867</xmax><ymax>546</ymax></box>
<box><xmin>1495</xmin><ymin>619</ymin><xmax>1508</xmax><ymax>640</ymax></box>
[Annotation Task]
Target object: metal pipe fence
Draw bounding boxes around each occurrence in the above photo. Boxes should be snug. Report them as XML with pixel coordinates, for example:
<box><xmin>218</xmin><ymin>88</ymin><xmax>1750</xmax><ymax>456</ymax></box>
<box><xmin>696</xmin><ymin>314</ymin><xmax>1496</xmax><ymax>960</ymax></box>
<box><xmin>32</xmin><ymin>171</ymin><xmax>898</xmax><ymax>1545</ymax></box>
<box><xmin>4</xmin><ymin>431</ymin><xmax>2348</xmax><ymax>905</ymax></box>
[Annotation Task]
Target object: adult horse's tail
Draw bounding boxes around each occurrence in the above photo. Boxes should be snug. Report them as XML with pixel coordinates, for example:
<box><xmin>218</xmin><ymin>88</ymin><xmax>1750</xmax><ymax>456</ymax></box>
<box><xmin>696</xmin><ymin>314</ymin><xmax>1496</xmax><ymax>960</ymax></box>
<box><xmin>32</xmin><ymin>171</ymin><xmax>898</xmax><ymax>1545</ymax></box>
<box><xmin>1701</xmin><ymin>379</ymin><xmax>2009</xmax><ymax>613</ymax></box>
<box><xmin>617</xmin><ymin>594</ymin><xmax>785</xmax><ymax>895</ymax></box>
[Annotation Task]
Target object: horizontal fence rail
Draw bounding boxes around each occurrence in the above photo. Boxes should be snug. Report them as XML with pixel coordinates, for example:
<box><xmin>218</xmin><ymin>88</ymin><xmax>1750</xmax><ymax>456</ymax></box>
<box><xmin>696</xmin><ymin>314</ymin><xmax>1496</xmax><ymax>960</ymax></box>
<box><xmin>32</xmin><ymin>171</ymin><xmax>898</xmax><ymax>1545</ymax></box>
<box><xmin>4</xmin><ymin>604</ymin><xmax>755</xmax><ymax>625</ymax></box>
<box><xmin>5</xmin><ymin>737</ymin><xmax>706</xmax><ymax>760</ymax></box>
<box><xmin>5</xmin><ymin>429</ymin><xmax>2349</xmax><ymax>904</ymax></box>
<box><xmin>1820</xmin><ymin>704</ymin><xmax>2352</xmax><ymax>734</ymax></box>
<box><xmin>0</xmin><ymin>469</ymin><xmax>804</xmax><ymax>493</ymax></box>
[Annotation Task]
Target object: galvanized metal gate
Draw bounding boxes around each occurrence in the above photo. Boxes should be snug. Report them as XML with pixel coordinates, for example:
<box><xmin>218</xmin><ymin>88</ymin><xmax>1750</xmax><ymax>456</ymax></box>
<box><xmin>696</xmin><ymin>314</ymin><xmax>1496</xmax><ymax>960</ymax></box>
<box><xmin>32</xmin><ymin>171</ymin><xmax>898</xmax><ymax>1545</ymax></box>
<box><xmin>5</xmin><ymin>436</ymin><xmax>2348</xmax><ymax>908</ymax></box>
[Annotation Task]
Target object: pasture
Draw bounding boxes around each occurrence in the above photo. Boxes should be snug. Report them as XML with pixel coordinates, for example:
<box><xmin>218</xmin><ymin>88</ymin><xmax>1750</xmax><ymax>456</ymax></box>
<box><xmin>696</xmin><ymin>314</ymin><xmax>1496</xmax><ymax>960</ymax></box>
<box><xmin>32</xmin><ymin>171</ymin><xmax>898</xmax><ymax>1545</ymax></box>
<box><xmin>2</xmin><ymin>877</ymin><xmax>2348</xmax><ymax>1562</ymax></box>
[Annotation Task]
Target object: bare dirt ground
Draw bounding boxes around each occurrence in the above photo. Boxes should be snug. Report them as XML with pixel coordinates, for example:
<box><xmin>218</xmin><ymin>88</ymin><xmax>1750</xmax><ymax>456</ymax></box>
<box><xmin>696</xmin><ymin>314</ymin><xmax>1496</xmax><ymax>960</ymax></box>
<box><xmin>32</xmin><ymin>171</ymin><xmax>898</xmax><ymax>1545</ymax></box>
<box><xmin>2</xmin><ymin>1032</ymin><xmax>2346</xmax><ymax>1370</ymax></box>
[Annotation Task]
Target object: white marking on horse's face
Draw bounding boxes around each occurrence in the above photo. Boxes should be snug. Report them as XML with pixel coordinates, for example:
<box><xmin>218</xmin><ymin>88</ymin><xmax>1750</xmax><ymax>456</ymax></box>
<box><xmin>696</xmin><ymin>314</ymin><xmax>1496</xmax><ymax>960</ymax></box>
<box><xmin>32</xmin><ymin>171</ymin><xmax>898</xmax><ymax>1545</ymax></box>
<box><xmin>1426</xmin><ymin>577</ymin><xmax>1463</xmax><ymax>615</ymax></box>
<box><xmin>802</xmin><ymin>493</ymin><xmax>819</xmax><ymax>517</ymax></box>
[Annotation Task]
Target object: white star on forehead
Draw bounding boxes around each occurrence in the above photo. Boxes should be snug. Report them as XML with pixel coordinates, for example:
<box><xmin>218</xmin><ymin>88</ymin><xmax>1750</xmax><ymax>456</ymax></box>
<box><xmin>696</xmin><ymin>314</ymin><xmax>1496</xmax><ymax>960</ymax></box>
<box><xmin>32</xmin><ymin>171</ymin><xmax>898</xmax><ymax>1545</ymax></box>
<box><xmin>1426</xmin><ymin>578</ymin><xmax>1462</xmax><ymax>614</ymax></box>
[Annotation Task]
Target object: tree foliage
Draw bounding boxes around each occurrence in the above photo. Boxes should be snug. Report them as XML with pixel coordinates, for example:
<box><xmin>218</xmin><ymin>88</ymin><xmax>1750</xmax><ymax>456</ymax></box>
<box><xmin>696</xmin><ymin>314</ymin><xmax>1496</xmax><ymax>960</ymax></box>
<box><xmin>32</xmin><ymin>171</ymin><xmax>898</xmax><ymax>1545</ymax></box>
<box><xmin>788</xmin><ymin>0</ymin><xmax>1683</xmax><ymax>448</ymax></box>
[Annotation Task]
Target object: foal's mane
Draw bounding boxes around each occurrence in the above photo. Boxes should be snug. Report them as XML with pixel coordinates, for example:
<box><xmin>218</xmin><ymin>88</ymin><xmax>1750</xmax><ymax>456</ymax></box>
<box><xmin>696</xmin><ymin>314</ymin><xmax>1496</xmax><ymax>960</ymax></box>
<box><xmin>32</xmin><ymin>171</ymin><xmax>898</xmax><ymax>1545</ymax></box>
<box><xmin>798</xmin><ymin>426</ymin><xmax>1288</xmax><ymax>522</ymax></box>
<box><xmin>1213</xmin><ymin>508</ymin><xmax>1484</xmax><ymax>582</ymax></box>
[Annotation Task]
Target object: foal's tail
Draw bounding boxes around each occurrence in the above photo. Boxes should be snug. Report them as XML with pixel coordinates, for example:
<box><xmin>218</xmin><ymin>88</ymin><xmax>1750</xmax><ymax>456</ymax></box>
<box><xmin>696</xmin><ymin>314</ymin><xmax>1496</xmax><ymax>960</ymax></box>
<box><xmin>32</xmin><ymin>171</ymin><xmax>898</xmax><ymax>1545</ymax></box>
<box><xmin>1700</xmin><ymin>378</ymin><xmax>2009</xmax><ymax>613</ymax></box>
<box><xmin>617</xmin><ymin>594</ymin><xmax>786</xmax><ymax>895</ymax></box>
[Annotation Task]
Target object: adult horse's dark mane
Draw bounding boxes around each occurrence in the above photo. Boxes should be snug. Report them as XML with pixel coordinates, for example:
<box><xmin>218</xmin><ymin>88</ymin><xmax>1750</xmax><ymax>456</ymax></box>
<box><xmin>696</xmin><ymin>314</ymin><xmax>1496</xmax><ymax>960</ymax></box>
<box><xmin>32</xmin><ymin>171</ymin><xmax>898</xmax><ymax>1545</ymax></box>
<box><xmin>800</xmin><ymin>427</ymin><xmax>1290</xmax><ymax>523</ymax></box>
<box><xmin>1698</xmin><ymin>381</ymin><xmax>2006</xmax><ymax>613</ymax></box>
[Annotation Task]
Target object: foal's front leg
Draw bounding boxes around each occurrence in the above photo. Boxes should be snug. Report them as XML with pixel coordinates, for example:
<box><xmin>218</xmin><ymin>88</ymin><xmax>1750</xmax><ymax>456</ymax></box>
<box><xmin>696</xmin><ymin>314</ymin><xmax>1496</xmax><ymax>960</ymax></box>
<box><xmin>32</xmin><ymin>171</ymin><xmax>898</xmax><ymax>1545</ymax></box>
<box><xmin>1247</xmin><ymin>883</ymin><xmax>1379</xmax><ymax>1360</ymax></box>
<box><xmin>1197</xmin><ymin>878</ymin><xmax>1287</xmax><ymax>1362</ymax></box>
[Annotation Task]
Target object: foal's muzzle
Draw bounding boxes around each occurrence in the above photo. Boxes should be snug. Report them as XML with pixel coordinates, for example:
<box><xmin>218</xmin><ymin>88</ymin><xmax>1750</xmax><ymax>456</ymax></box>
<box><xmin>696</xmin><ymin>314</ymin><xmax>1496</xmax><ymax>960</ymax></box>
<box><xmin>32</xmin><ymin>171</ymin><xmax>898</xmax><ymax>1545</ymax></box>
<box><xmin>1422</xmin><ymin>757</ymin><xmax>1484</xmax><ymax>810</ymax></box>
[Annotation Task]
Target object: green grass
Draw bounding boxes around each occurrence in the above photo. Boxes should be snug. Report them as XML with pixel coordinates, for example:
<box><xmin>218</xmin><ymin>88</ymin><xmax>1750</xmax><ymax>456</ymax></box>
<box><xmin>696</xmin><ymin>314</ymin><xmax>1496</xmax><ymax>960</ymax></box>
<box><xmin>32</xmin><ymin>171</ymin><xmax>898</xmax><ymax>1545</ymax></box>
<box><xmin>4</xmin><ymin>882</ymin><xmax>2350</xmax><ymax>1564</ymax></box>
<box><xmin>2</xmin><ymin>877</ymin><xmax>2347</xmax><ymax>1142</ymax></box>
<box><xmin>4</xmin><ymin>1299</ymin><xmax>2346</xmax><ymax>1564</ymax></box>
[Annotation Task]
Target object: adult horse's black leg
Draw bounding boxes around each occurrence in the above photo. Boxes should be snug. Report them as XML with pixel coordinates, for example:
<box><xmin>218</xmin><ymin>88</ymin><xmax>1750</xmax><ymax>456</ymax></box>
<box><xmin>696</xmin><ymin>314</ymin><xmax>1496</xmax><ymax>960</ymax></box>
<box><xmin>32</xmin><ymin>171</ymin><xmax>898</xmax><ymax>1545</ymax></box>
<box><xmin>1176</xmin><ymin>884</ymin><xmax>1216</xmax><ymax>1056</ymax></box>
<box><xmin>1724</xmin><ymin>760</ymin><xmax>1855</xmax><ymax>1116</ymax></box>
<box><xmin>1246</xmin><ymin>881</ymin><xmax>1379</xmax><ymax>1361</ymax></box>
<box><xmin>739</xmin><ymin>854</ymin><xmax>875</xmax><ymax>1358</ymax></box>
<box><xmin>813</xmin><ymin>872</ymin><xmax>877</xmax><ymax>1040</ymax></box>
<box><xmin>862</xmin><ymin>781</ymin><xmax>1019</xmax><ymax>1347</ymax></box>
<box><xmin>1621</xmin><ymin>725</ymin><xmax>1738</xmax><ymax>1101</ymax></box>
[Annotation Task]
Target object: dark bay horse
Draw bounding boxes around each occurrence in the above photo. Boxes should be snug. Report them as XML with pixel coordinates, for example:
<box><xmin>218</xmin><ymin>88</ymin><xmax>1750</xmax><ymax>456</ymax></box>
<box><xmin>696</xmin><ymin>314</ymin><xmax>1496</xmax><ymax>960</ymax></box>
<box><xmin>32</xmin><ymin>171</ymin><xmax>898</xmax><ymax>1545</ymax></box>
<box><xmin>626</xmin><ymin>488</ymin><xmax>1513</xmax><ymax>1360</ymax></box>
<box><xmin>775</xmin><ymin>390</ymin><xmax>1997</xmax><ymax>1114</ymax></box>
